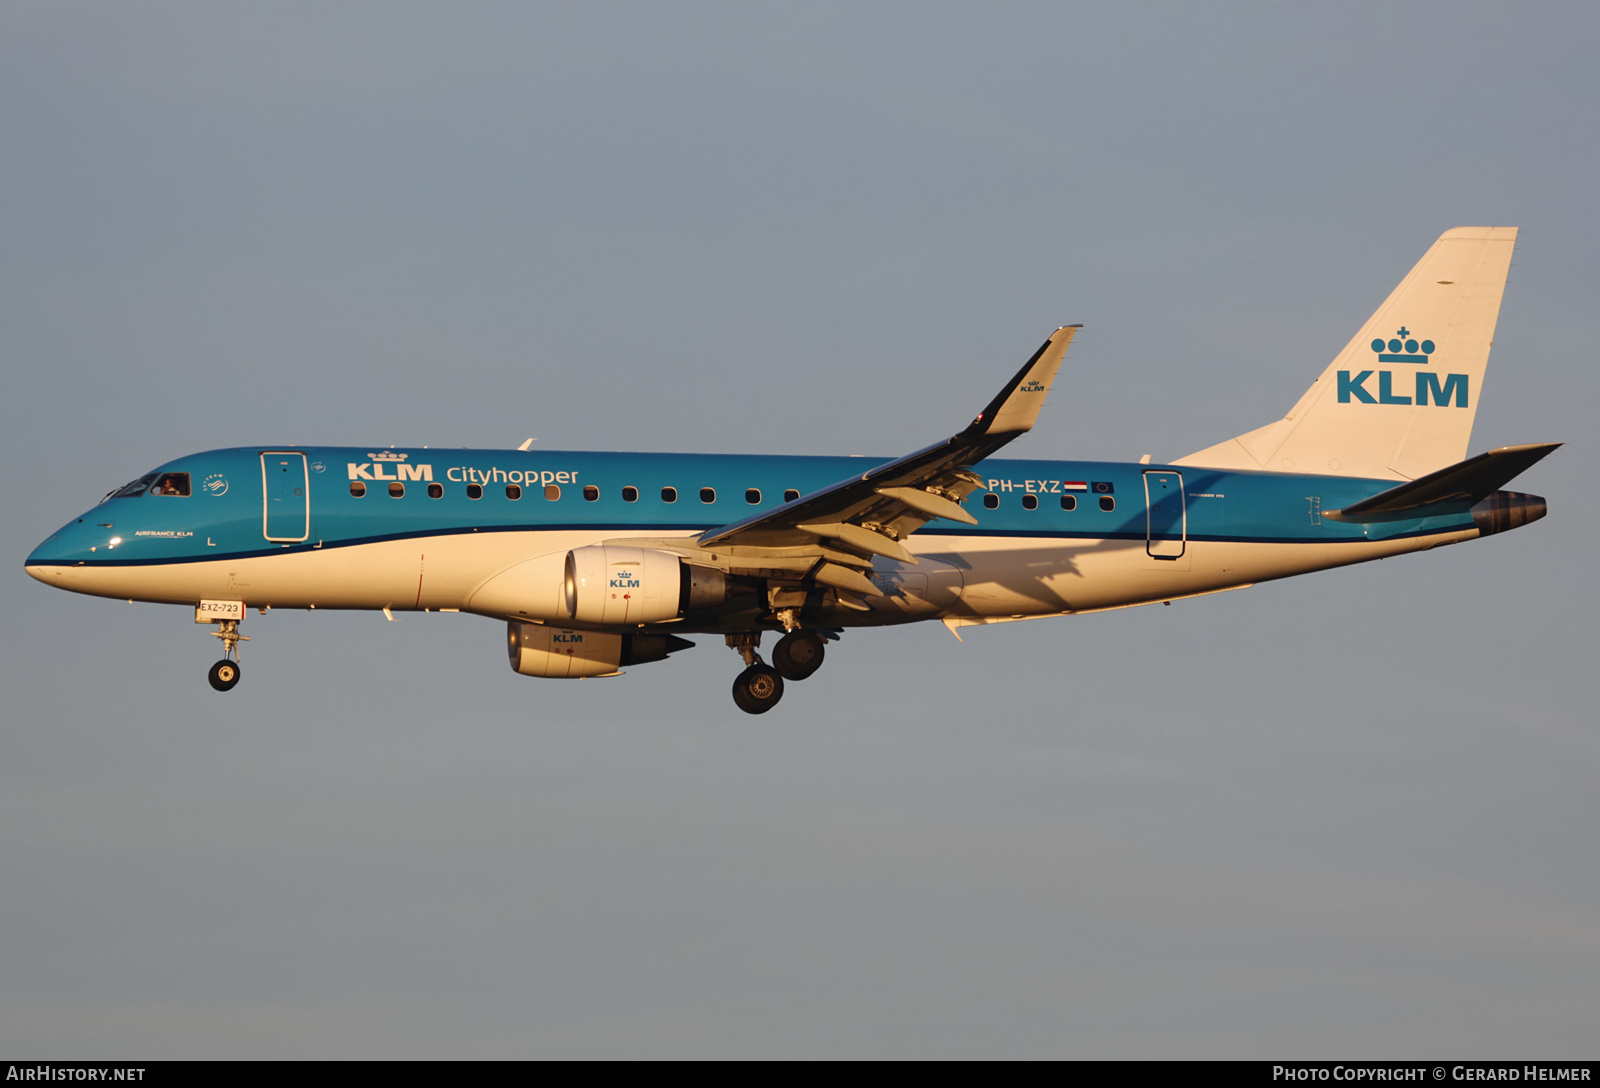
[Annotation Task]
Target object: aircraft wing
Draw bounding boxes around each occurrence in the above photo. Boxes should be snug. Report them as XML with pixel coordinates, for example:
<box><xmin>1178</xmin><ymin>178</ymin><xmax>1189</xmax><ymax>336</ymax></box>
<box><xmin>689</xmin><ymin>326</ymin><xmax>1079</xmax><ymax>601</ymax></box>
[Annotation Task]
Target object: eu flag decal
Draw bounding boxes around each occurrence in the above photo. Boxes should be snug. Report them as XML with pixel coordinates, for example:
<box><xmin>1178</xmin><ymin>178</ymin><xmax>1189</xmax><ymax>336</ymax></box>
<box><xmin>1092</xmin><ymin>481</ymin><xmax>1115</xmax><ymax>494</ymax></box>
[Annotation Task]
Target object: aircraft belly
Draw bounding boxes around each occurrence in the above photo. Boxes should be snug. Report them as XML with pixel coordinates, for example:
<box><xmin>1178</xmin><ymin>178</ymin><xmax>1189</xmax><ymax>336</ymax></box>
<box><xmin>42</xmin><ymin>545</ymin><xmax>428</xmax><ymax>608</ymax></box>
<box><xmin>26</xmin><ymin>560</ymin><xmax>251</xmax><ymax>605</ymax></box>
<box><xmin>856</xmin><ymin>556</ymin><xmax>964</xmax><ymax>621</ymax></box>
<box><xmin>39</xmin><ymin>526</ymin><xmax>1477</xmax><ymax>621</ymax></box>
<box><xmin>928</xmin><ymin>534</ymin><xmax>1192</xmax><ymax>617</ymax></box>
<box><xmin>39</xmin><ymin>530</ymin><xmax>674</xmax><ymax>611</ymax></box>
<box><xmin>915</xmin><ymin>530</ymin><xmax>1477</xmax><ymax>619</ymax></box>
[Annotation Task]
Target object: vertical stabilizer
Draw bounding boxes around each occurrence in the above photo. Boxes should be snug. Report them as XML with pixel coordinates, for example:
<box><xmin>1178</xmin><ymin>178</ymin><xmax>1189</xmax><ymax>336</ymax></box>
<box><xmin>1175</xmin><ymin>227</ymin><xmax>1517</xmax><ymax>480</ymax></box>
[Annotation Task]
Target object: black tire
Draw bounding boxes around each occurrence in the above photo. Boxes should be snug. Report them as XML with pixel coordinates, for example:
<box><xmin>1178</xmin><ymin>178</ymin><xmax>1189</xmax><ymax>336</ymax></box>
<box><xmin>772</xmin><ymin>629</ymin><xmax>825</xmax><ymax>681</ymax></box>
<box><xmin>731</xmin><ymin>664</ymin><xmax>784</xmax><ymax>714</ymax></box>
<box><xmin>208</xmin><ymin>659</ymin><xmax>241</xmax><ymax>692</ymax></box>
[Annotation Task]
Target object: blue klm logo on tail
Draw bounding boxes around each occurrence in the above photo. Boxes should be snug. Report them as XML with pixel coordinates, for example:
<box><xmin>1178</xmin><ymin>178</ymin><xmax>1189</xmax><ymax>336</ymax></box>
<box><xmin>1338</xmin><ymin>328</ymin><xmax>1467</xmax><ymax>407</ymax></box>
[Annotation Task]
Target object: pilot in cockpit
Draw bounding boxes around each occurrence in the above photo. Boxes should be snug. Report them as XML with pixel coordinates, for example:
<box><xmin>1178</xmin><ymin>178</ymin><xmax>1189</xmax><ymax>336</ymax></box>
<box><xmin>155</xmin><ymin>473</ymin><xmax>189</xmax><ymax>496</ymax></box>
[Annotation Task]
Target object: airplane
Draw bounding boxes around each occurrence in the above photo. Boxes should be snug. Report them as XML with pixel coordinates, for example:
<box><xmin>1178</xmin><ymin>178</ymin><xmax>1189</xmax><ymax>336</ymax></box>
<box><xmin>25</xmin><ymin>226</ymin><xmax>1556</xmax><ymax>714</ymax></box>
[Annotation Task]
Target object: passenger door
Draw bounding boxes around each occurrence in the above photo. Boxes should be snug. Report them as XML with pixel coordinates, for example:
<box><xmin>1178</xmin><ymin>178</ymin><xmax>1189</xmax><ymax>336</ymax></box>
<box><xmin>261</xmin><ymin>452</ymin><xmax>310</xmax><ymax>542</ymax></box>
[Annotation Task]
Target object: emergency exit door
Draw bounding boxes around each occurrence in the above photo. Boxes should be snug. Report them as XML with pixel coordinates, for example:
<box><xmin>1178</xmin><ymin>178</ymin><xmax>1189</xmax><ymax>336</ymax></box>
<box><xmin>1143</xmin><ymin>470</ymin><xmax>1186</xmax><ymax>559</ymax></box>
<box><xmin>262</xmin><ymin>452</ymin><xmax>310</xmax><ymax>542</ymax></box>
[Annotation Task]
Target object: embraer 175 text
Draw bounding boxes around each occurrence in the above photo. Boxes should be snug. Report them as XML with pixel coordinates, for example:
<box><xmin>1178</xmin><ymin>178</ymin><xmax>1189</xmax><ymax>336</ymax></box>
<box><xmin>27</xmin><ymin>228</ymin><xmax>1555</xmax><ymax>713</ymax></box>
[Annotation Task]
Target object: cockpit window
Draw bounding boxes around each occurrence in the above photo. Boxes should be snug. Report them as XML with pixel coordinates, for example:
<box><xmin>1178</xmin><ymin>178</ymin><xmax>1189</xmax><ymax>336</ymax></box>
<box><xmin>102</xmin><ymin>474</ymin><xmax>157</xmax><ymax>503</ymax></box>
<box><xmin>152</xmin><ymin>473</ymin><xmax>191</xmax><ymax>497</ymax></box>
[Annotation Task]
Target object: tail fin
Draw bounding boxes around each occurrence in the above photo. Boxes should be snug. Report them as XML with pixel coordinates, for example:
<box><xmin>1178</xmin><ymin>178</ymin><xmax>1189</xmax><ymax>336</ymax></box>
<box><xmin>1175</xmin><ymin>227</ymin><xmax>1518</xmax><ymax>480</ymax></box>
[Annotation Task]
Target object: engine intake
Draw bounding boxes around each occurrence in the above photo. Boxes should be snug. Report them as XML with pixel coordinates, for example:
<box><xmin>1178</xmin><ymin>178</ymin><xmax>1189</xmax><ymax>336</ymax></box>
<box><xmin>469</xmin><ymin>546</ymin><xmax>732</xmax><ymax>625</ymax></box>
<box><xmin>565</xmin><ymin>545</ymin><xmax>729</xmax><ymax>624</ymax></box>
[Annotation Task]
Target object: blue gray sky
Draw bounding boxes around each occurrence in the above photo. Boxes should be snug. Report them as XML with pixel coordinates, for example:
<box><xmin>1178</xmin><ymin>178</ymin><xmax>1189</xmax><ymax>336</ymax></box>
<box><xmin>3</xmin><ymin>2</ymin><xmax>1596</xmax><ymax>1057</ymax></box>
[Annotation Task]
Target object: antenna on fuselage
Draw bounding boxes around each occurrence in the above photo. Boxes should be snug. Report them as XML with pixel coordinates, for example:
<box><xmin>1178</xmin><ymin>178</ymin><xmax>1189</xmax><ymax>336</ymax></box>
<box><xmin>516</xmin><ymin>438</ymin><xmax>535</xmax><ymax>451</ymax></box>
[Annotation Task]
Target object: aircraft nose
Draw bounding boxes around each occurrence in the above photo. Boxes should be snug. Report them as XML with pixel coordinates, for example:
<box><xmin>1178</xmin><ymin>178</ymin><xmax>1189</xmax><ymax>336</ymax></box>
<box><xmin>27</xmin><ymin>532</ymin><xmax>64</xmax><ymax>568</ymax></box>
<box><xmin>26</xmin><ymin>531</ymin><xmax>72</xmax><ymax>584</ymax></box>
<box><xmin>24</xmin><ymin>517</ymin><xmax>103</xmax><ymax>583</ymax></box>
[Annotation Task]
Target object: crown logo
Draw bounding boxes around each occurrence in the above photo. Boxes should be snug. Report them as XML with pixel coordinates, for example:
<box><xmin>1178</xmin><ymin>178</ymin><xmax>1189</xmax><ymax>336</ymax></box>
<box><xmin>368</xmin><ymin>451</ymin><xmax>410</xmax><ymax>461</ymax></box>
<box><xmin>1370</xmin><ymin>327</ymin><xmax>1434</xmax><ymax>364</ymax></box>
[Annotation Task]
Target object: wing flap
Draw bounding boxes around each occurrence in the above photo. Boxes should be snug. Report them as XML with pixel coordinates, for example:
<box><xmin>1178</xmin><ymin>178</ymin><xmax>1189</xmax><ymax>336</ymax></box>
<box><xmin>874</xmin><ymin>486</ymin><xmax>979</xmax><ymax>525</ymax></box>
<box><xmin>813</xmin><ymin>562</ymin><xmax>884</xmax><ymax>598</ymax></box>
<box><xmin>798</xmin><ymin>521</ymin><xmax>918</xmax><ymax>564</ymax></box>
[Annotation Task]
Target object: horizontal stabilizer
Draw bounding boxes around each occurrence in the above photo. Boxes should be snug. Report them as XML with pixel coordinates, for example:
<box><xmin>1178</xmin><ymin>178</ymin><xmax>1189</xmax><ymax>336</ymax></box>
<box><xmin>1326</xmin><ymin>442</ymin><xmax>1560</xmax><ymax>522</ymax></box>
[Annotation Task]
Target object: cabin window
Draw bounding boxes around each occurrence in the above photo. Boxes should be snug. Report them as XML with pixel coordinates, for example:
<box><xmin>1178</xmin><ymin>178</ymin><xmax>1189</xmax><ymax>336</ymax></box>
<box><xmin>350</xmin><ymin>481</ymin><xmax>366</xmax><ymax>498</ymax></box>
<box><xmin>1022</xmin><ymin>494</ymin><xmax>1038</xmax><ymax>511</ymax></box>
<box><xmin>745</xmin><ymin>488</ymin><xmax>761</xmax><ymax>505</ymax></box>
<box><xmin>545</xmin><ymin>484</ymin><xmax>561</xmax><ymax>501</ymax></box>
<box><xmin>622</xmin><ymin>486</ymin><xmax>638</xmax><ymax>503</ymax></box>
<box><xmin>983</xmin><ymin>493</ymin><xmax>999</xmax><ymax>510</ymax></box>
<box><xmin>784</xmin><ymin>489</ymin><xmax>800</xmax><ymax>502</ymax></box>
<box><xmin>1099</xmin><ymin>496</ymin><xmax>1115</xmax><ymax>512</ymax></box>
<box><xmin>583</xmin><ymin>485</ymin><xmax>599</xmax><ymax>502</ymax></box>
<box><xmin>506</xmin><ymin>484</ymin><xmax>521</xmax><ymax>500</ymax></box>
<box><xmin>466</xmin><ymin>484</ymin><xmax>482</xmax><ymax>500</ymax></box>
<box><xmin>1060</xmin><ymin>494</ymin><xmax>1076</xmax><ymax>511</ymax></box>
<box><xmin>700</xmin><ymin>487</ymin><xmax>716</xmax><ymax>504</ymax></box>
<box><xmin>661</xmin><ymin>486</ymin><xmax>677</xmax><ymax>503</ymax></box>
<box><xmin>152</xmin><ymin>472</ymin><xmax>191</xmax><ymax>497</ymax></box>
<box><xmin>389</xmin><ymin>482</ymin><xmax>405</xmax><ymax>498</ymax></box>
<box><xmin>427</xmin><ymin>483</ymin><xmax>444</xmax><ymax>499</ymax></box>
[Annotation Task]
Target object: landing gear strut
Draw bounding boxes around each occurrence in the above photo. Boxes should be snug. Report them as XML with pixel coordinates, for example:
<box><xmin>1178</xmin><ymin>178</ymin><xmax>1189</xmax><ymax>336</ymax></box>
<box><xmin>207</xmin><ymin>618</ymin><xmax>248</xmax><ymax>692</ymax></box>
<box><xmin>727</xmin><ymin>632</ymin><xmax>783</xmax><ymax>715</ymax></box>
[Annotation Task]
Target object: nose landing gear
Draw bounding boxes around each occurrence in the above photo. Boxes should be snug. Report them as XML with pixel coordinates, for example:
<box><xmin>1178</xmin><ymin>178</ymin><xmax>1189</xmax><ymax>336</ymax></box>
<box><xmin>207</xmin><ymin>618</ymin><xmax>248</xmax><ymax>692</ymax></box>
<box><xmin>208</xmin><ymin>658</ymin><xmax>241</xmax><ymax>691</ymax></box>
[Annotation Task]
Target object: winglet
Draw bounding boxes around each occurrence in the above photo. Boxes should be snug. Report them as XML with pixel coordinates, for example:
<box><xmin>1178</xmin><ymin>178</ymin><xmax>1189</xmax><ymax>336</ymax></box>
<box><xmin>966</xmin><ymin>325</ymin><xmax>1080</xmax><ymax>436</ymax></box>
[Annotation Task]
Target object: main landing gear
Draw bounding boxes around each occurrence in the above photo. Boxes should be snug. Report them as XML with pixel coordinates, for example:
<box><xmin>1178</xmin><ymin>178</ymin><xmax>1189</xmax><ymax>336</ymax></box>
<box><xmin>726</xmin><ymin>628</ymin><xmax>831</xmax><ymax>714</ymax></box>
<box><xmin>207</xmin><ymin>618</ymin><xmax>248</xmax><ymax>692</ymax></box>
<box><xmin>772</xmin><ymin>628</ymin><xmax>825</xmax><ymax>681</ymax></box>
<box><xmin>727</xmin><ymin>633</ymin><xmax>783</xmax><ymax>715</ymax></box>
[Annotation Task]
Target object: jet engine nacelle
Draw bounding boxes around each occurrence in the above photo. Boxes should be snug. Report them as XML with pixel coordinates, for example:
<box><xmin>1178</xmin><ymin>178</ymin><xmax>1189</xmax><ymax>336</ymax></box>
<box><xmin>469</xmin><ymin>545</ymin><xmax>731</xmax><ymax>624</ymax></box>
<box><xmin>565</xmin><ymin>545</ymin><xmax>686</xmax><ymax>625</ymax></box>
<box><xmin>507</xmin><ymin>622</ymin><xmax>695</xmax><ymax>678</ymax></box>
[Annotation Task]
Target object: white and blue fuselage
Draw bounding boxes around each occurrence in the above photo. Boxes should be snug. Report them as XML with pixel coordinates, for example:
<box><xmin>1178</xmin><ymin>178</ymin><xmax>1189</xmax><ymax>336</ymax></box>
<box><xmin>25</xmin><ymin>445</ymin><xmax>1500</xmax><ymax>623</ymax></box>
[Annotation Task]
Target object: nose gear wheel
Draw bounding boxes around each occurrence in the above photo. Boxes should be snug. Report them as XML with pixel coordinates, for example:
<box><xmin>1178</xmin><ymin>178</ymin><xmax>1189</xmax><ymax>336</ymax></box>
<box><xmin>208</xmin><ymin>659</ymin><xmax>242</xmax><ymax>691</ymax></box>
